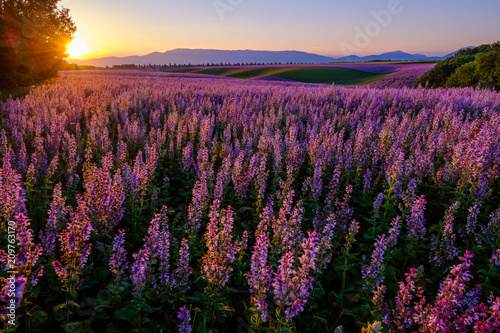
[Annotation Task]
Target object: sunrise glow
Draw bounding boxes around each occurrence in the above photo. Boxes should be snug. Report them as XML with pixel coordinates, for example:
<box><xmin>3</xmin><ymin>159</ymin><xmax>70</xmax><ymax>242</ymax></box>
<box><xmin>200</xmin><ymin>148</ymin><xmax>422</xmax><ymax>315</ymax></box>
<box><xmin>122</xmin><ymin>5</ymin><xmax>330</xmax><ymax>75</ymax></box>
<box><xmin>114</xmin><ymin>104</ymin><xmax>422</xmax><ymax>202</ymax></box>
<box><xmin>66</xmin><ymin>37</ymin><xmax>90</xmax><ymax>59</ymax></box>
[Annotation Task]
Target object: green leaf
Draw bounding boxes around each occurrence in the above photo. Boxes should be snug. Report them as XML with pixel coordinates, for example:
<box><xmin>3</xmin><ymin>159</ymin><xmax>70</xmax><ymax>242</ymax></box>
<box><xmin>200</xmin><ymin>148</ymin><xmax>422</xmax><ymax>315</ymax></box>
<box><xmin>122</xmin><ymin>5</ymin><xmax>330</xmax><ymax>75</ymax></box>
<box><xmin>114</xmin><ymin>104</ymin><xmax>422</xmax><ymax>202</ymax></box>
<box><xmin>250</xmin><ymin>312</ymin><xmax>260</xmax><ymax>326</ymax></box>
<box><xmin>214</xmin><ymin>303</ymin><xmax>235</xmax><ymax>313</ymax></box>
<box><xmin>313</xmin><ymin>314</ymin><xmax>328</xmax><ymax>326</ymax></box>
<box><xmin>392</xmin><ymin>248</ymin><xmax>405</xmax><ymax>261</ymax></box>
<box><xmin>54</xmin><ymin>303</ymin><xmax>67</xmax><ymax>322</ymax></box>
<box><xmin>141</xmin><ymin>303</ymin><xmax>153</xmax><ymax>315</ymax></box>
<box><xmin>105</xmin><ymin>323</ymin><xmax>122</xmax><ymax>333</ymax></box>
<box><xmin>328</xmin><ymin>291</ymin><xmax>338</xmax><ymax>305</ymax></box>
<box><xmin>99</xmin><ymin>268</ymin><xmax>111</xmax><ymax>281</ymax></box>
<box><xmin>95</xmin><ymin>307</ymin><xmax>109</xmax><ymax>320</ymax></box>
<box><xmin>61</xmin><ymin>321</ymin><xmax>92</xmax><ymax>333</ymax></box>
<box><xmin>191</xmin><ymin>291</ymin><xmax>210</xmax><ymax>305</ymax></box>
<box><xmin>29</xmin><ymin>305</ymin><xmax>48</xmax><ymax>332</ymax></box>
<box><xmin>31</xmin><ymin>284</ymin><xmax>40</xmax><ymax>298</ymax></box>
<box><xmin>313</xmin><ymin>283</ymin><xmax>326</xmax><ymax>301</ymax></box>
<box><xmin>115</xmin><ymin>304</ymin><xmax>141</xmax><ymax>324</ymax></box>
<box><xmin>61</xmin><ymin>322</ymin><xmax>82</xmax><ymax>333</ymax></box>
<box><xmin>225</xmin><ymin>287</ymin><xmax>238</xmax><ymax>293</ymax></box>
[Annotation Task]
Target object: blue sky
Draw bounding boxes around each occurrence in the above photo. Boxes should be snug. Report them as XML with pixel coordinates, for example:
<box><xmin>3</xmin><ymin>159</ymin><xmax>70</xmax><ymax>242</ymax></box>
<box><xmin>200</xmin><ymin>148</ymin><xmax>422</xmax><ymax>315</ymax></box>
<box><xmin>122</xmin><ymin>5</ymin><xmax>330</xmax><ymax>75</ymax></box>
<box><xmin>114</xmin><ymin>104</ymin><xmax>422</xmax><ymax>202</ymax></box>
<box><xmin>64</xmin><ymin>0</ymin><xmax>500</xmax><ymax>59</ymax></box>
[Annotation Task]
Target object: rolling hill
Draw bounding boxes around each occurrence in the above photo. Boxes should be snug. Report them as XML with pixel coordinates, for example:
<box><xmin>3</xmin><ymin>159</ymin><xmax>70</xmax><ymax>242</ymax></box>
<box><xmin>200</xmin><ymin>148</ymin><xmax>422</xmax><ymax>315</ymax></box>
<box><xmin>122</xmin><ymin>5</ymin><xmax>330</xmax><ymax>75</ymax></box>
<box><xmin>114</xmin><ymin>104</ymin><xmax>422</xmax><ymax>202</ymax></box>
<box><xmin>71</xmin><ymin>48</ymin><xmax>459</xmax><ymax>67</ymax></box>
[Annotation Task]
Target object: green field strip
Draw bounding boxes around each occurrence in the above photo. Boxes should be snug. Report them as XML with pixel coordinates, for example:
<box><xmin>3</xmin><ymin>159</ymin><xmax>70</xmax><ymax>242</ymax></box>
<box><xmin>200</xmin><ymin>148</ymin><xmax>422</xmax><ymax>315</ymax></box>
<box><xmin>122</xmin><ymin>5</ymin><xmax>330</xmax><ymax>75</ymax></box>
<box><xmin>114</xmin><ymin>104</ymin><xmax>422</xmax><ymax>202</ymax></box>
<box><xmin>163</xmin><ymin>66</ymin><xmax>388</xmax><ymax>85</ymax></box>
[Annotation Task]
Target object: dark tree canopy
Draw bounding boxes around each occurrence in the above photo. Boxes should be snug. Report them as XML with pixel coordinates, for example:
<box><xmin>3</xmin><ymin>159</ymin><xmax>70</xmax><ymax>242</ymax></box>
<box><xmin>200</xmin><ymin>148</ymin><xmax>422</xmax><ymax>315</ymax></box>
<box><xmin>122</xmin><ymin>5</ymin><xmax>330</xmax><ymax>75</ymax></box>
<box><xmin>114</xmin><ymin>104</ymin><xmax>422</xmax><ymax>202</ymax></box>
<box><xmin>0</xmin><ymin>0</ymin><xmax>75</xmax><ymax>88</ymax></box>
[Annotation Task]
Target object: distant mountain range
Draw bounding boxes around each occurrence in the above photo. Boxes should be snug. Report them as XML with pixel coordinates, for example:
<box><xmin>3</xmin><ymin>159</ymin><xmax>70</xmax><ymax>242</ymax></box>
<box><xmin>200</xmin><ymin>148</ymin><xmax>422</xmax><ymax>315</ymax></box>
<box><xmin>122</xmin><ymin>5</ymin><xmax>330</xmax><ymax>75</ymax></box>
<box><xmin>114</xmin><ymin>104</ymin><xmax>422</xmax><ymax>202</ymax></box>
<box><xmin>71</xmin><ymin>48</ymin><xmax>471</xmax><ymax>67</ymax></box>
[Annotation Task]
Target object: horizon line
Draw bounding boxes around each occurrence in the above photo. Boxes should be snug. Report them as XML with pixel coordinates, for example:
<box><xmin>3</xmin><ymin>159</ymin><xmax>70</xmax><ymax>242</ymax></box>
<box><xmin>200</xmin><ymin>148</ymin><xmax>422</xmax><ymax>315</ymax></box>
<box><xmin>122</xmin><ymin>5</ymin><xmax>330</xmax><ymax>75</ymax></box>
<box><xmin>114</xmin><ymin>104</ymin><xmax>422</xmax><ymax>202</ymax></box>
<box><xmin>67</xmin><ymin>46</ymin><xmax>470</xmax><ymax>62</ymax></box>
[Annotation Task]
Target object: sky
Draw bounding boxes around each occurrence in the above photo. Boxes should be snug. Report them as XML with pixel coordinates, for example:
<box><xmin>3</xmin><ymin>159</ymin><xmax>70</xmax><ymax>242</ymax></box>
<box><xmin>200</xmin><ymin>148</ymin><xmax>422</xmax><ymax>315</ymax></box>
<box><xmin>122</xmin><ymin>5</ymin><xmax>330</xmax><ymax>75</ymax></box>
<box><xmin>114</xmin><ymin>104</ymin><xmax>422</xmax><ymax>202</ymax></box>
<box><xmin>63</xmin><ymin>0</ymin><xmax>500</xmax><ymax>59</ymax></box>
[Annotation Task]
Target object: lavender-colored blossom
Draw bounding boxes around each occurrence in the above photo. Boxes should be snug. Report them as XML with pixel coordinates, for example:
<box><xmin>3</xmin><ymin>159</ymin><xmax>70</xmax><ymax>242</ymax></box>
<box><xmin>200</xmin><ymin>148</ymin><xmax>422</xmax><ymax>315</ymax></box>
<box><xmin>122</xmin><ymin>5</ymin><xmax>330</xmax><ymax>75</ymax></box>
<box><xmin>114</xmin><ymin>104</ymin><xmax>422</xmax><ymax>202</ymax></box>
<box><xmin>0</xmin><ymin>159</ymin><xmax>27</xmax><ymax>227</ymax></box>
<box><xmin>430</xmin><ymin>201</ymin><xmax>460</xmax><ymax>266</ymax></box>
<box><xmin>123</xmin><ymin>150</ymin><xmax>153</xmax><ymax>203</ymax></box>
<box><xmin>334</xmin><ymin>185</ymin><xmax>354</xmax><ymax>233</ymax></box>
<box><xmin>186</xmin><ymin>172</ymin><xmax>209</xmax><ymax>233</ymax></box>
<box><xmin>373</xmin><ymin>192</ymin><xmax>384</xmax><ymax>215</ymax></box>
<box><xmin>385</xmin><ymin>251</ymin><xmax>499</xmax><ymax>331</ymax></box>
<box><xmin>324</xmin><ymin>164</ymin><xmax>341</xmax><ymax>208</ymax></box>
<box><xmin>181</xmin><ymin>141</ymin><xmax>194</xmax><ymax>172</ymax></box>
<box><xmin>490</xmin><ymin>249</ymin><xmax>500</xmax><ymax>266</ymax></box>
<box><xmin>388</xmin><ymin>267</ymin><xmax>419</xmax><ymax>332</ymax></box>
<box><xmin>141</xmin><ymin>206</ymin><xmax>171</xmax><ymax>288</ymax></box>
<box><xmin>272</xmin><ymin>231</ymin><xmax>319</xmax><ymax>322</ymax></box>
<box><xmin>12</xmin><ymin>214</ymin><xmax>43</xmax><ymax>276</ymax></box>
<box><xmin>303</xmin><ymin>158</ymin><xmax>323</xmax><ymax>200</ymax></box>
<box><xmin>372</xmin><ymin>285</ymin><xmax>386</xmax><ymax>315</ymax></box>
<box><xmin>0</xmin><ymin>214</ymin><xmax>43</xmax><ymax>292</ymax></box>
<box><xmin>414</xmin><ymin>251</ymin><xmax>475</xmax><ymax>331</ymax></box>
<box><xmin>272</xmin><ymin>131</ymin><xmax>283</xmax><ymax>173</ymax></box>
<box><xmin>83</xmin><ymin>152</ymin><xmax>125</xmax><ymax>233</ymax></box>
<box><xmin>387</xmin><ymin>215</ymin><xmax>401</xmax><ymax>248</ymax></box>
<box><xmin>201</xmin><ymin>204</ymin><xmax>244</xmax><ymax>287</ymax></box>
<box><xmin>362</xmin><ymin>234</ymin><xmax>389</xmax><ymax>291</ymax></box>
<box><xmin>40</xmin><ymin>183</ymin><xmax>70</xmax><ymax>255</ymax></box>
<box><xmin>481</xmin><ymin>205</ymin><xmax>500</xmax><ymax>243</ymax></box>
<box><xmin>232</xmin><ymin>150</ymin><xmax>255</xmax><ymax>199</ymax></box>
<box><xmin>344</xmin><ymin>219</ymin><xmax>359</xmax><ymax>252</ymax></box>
<box><xmin>272</xmin><ymin>189</ymin><xmax>303</xmax><ymax>254</ymax></box>
<box><xmin>406</xmin><ymin>195</ymin><xmax>427</xmax><ymax>240</ymax></box>
<box><xmin>466</xmin><ymin>200</ymin><xmax>481</xmax><ymax>236</ymax></box>
<box><xmin>247</xmin><ymin>216</ymin><xmax>272</xmax><ymax>321</ymax></box>
<box><xmin>131</xmin><ymin>248</ymin><xmax>150</xmax><ymax>296</ymax></box>
<box><xmin>255</xmin><ymin>153</ymin><xmax>269</xmax><ymax>203</ymax></box>
<box><xmin>0</xmin><ymin>275</ymin><xmax>27</xmax><ymax>308</ymax></box>
<box><xmin>177</xmin><ymin>306</ymin><xmax>192</xmax><ymax>333</ymax></box>
<box><xmin>315</xmin><ymin>212</ymin><xmax>336</xmax><ymax>270</ymax></box>
<box><xmin>109</xmin><ymin>229</ymin><xmax>129</xmax><ymax>278</ymax></box>
<box><xmin>363</xmin><ymin>168</ymin><xmax>372</xmax><ymax>193</ymax></box>
<box><xmin>53</xmin><ymin>199</ymin><xmax>93</xmax><ymax>286</ymax></box>
<box><xmin>473</xmin><ymin>293</ymin><xmax>500</xmax><ymax>331</ymax></box>
<box><xmin>369</xmin><ymin>63</ymin><xmax>436</xmax><ymax>88</ymax></box>
<box><xmin>171</xmin><ymin>239</ymin><xmax>192</xmax><ymax>290</ymax></box>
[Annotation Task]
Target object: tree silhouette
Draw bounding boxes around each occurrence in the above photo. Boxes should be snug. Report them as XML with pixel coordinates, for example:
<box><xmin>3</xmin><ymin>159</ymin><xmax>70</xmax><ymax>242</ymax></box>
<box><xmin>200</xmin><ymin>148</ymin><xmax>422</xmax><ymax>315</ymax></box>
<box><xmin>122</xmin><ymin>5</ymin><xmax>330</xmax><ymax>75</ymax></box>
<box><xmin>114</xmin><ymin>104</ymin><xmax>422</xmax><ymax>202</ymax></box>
<box><xmin>0</xmin><ymin>0</ymin><xmax>75</xmax><ymax>88</ymax></box>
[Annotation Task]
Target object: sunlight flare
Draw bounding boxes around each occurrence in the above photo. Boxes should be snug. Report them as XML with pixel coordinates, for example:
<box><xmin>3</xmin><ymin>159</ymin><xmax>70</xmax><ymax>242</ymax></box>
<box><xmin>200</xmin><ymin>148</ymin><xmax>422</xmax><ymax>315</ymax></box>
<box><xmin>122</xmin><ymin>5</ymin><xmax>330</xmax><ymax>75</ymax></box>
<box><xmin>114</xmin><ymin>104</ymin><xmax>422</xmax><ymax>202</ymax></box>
<box><xmin>66</xmin><ymin>37</ymin><xmax>90</xmax><ymax>59</ymax></box>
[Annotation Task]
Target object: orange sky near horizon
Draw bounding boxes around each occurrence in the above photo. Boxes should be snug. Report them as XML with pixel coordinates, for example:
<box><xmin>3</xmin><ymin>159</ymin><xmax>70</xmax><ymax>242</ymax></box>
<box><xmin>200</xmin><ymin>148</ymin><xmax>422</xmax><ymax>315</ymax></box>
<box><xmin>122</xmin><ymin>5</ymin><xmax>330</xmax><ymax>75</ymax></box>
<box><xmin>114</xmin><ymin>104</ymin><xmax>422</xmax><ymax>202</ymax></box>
<box><xmin>63</xmin><ymin>0</ymin><xmax>500</xmax><ymax>60</ymax></box>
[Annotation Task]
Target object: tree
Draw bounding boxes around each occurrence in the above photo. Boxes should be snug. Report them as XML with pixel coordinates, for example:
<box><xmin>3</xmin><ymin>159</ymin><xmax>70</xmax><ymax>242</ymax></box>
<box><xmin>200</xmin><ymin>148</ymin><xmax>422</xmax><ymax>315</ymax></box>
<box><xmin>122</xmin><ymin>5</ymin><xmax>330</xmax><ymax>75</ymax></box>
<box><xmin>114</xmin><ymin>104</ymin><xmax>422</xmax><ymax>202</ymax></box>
<box><xmin>475</xmin><ymin>42</ymin><xmax>500</xmax><ymax>90</ymax></box>
<box><xmin>417</xmin><ymin>54</ymin><xmax>476</xmax><ymax>87</ymax></box>
<box><xmin>445</xmin><ymin>62</ymin><xmax>480</xmax><ymax>88</ymax></box>
<box><xmin>0</xmin><ymin>0</ymin><xmax>75</xmax><ymax>88</ymax></box>
<box><xmin>416</xmin><ymin>42</ymin><xmax>500</xmax><ymax>90</ymax></box>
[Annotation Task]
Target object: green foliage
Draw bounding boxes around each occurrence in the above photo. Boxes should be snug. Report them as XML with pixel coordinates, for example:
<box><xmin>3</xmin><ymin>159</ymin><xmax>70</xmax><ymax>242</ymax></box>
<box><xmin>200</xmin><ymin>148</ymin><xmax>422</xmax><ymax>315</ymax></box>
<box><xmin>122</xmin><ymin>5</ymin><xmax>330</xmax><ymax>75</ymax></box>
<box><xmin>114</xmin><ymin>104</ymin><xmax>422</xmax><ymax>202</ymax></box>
<box><xmin>418</xmin><ymin>54</ymin><xmax>476</xmax><ymax>87</ymax></box>
<box><xmin>445</xmin><ymin>62</ymin><xmax>480</xmax><ymax>87</ymax></box>
<box><xmin>417</xmin><ymin>41</ymin><xmax>500</xmax><ymax>90</ymax></box>
<box><xmin>0</xmin><ymin>0</ymin><xmax>76</xmax><ymax>89</ymax></box>
<box><xmin>475</xmin><ymin>43</ymin><xmax>500</xmax><ymax>90</ymax></box>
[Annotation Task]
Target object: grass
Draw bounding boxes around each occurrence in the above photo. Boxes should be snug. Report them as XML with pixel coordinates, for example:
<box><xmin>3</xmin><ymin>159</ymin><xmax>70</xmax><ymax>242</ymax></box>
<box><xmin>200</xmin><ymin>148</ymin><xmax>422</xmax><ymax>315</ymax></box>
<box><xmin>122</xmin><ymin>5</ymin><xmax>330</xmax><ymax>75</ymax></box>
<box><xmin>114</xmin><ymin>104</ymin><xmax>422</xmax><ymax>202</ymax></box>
<box><xmin>163</xmin><ymin>66</ymin><xmax>388</xmax><ymax>85</ymax></box>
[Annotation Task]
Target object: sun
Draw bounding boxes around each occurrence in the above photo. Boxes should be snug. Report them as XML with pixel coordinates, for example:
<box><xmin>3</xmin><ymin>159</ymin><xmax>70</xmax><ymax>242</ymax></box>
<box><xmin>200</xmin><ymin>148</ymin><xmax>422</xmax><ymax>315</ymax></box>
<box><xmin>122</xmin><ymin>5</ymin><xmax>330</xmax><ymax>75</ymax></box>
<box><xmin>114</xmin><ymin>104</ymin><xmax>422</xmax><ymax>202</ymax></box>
<box><xmin>66</xmin><ymin>38</ymin><xmax>90</xmax><ymax>59</ymax></box>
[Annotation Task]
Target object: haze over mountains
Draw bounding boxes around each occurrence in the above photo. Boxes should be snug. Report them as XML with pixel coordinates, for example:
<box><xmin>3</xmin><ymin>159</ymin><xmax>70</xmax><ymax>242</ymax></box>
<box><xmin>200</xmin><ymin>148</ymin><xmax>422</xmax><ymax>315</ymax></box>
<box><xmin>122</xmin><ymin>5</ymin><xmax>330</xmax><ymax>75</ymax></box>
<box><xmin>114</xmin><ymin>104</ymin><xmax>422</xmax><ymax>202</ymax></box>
<box><xmin>72</xmin><ymin>48</ymin><xmax>470</xmax><ymax>67</ymax></box>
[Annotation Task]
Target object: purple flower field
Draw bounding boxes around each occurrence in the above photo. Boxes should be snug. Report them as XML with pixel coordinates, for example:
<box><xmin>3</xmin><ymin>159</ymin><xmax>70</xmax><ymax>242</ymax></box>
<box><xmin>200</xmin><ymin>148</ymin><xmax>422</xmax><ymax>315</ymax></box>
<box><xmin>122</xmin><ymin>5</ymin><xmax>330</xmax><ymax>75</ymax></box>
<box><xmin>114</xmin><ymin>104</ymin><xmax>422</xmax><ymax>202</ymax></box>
<box><xmin>367</xmin><ymin>63</ymin><xmax>437</xmax><ymax>89</ymax></box>
<box><xmin>1</xmin><ymin>71</ymin><xmax>500</xmax><ymax>332</ymax></box>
